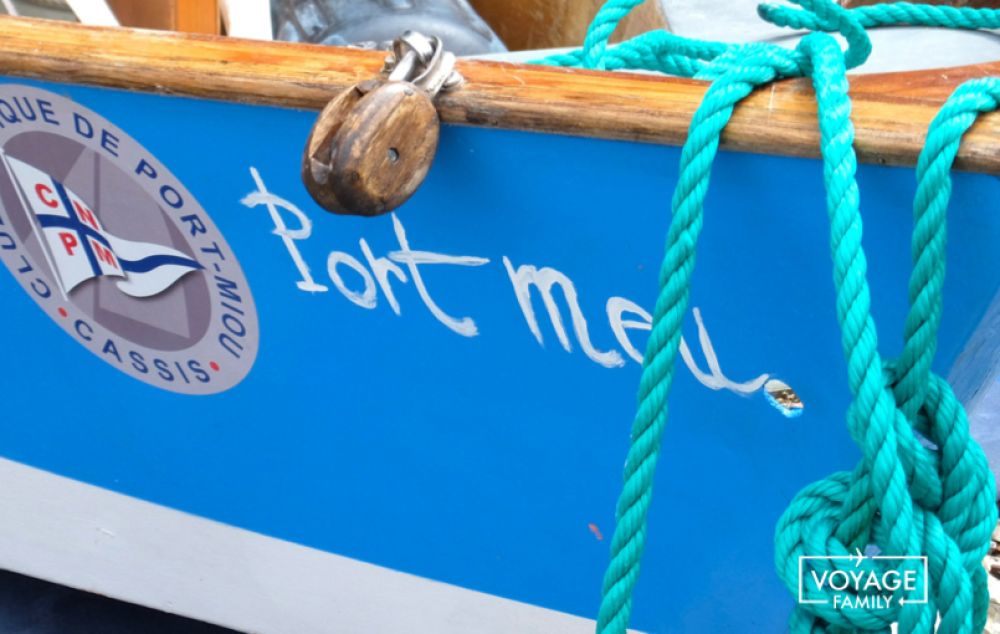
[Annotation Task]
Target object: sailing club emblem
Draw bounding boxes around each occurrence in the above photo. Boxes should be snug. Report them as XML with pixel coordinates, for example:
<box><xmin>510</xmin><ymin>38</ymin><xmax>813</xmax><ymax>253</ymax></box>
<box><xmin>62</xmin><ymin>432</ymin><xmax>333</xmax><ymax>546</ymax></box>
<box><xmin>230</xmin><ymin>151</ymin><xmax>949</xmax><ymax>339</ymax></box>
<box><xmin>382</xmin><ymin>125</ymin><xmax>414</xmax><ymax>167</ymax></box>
<box><xmin>4</xmin><ymin>155</ymin><xmax>203</xmax><ymax>298</ymax></box>
<box><xmin>0</xmin><ymin>85</ymin><xmax>259</xmax><ymax>395</ymax></box>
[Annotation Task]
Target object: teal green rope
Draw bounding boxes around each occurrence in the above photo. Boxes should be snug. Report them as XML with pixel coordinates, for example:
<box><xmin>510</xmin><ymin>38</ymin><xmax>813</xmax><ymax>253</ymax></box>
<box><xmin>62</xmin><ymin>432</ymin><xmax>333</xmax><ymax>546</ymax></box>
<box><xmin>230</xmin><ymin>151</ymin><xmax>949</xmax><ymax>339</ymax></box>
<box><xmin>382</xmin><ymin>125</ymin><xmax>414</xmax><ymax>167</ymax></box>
<box><xmin>535</xmin><ymin>31</ymin><xmax>720</xmax><ymax>78</ymax></box>
<box><xmin>904</xmin><ymin>77</ymin><xmax>1000</xmax><ymax>630</ymax></box>
<box><xmin>534</xmin><ymin>1</ymin><xmax>1000</xmax><ymax>633</ymax></box>
<box><xmin>761</xmin><ymin>2</ymin><xmax>1000</xmax><ymax>32</ymax></box>
<box><xmin>772</xmin><ymin>41</ymin><xmax>996</xmax><ymax>634</ymax></box>
<box><xmin>597</xmin><ymin>45</ymin><xmax>801</xmax><ymax>634</ymax></box>
<box><xmin>558</xmin><ymin>2</ymin><xmax>872</xmax><ymax>632</ymax></box>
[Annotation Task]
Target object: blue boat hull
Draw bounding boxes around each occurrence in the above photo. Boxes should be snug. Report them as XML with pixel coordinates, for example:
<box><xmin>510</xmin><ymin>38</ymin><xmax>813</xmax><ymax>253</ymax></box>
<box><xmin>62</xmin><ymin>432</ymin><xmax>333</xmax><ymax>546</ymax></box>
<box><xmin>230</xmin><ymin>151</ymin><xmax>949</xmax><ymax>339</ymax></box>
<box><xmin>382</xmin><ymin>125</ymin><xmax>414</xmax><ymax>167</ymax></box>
<box><xmin>0</xmin><ymin>77</ymin><xmax>996</xmax><ymax>633</ymax></box>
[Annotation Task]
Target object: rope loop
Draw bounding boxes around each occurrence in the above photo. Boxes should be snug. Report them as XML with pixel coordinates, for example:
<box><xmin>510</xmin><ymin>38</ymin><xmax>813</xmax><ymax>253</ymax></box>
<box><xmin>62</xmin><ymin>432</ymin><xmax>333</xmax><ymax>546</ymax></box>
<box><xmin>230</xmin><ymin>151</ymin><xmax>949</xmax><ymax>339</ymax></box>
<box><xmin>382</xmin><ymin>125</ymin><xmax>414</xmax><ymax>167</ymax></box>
<box><xmin>765</xmin><ymin>0</ymin><xmax>872</xmax><ymax>68</ymax></box>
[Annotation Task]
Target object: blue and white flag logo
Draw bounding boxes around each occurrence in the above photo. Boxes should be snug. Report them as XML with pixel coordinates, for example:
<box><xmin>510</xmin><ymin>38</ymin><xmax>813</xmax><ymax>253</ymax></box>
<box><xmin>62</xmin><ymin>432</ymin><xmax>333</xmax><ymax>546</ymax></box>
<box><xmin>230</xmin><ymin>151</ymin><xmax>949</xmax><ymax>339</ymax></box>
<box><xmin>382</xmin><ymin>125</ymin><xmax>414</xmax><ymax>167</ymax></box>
<box><xmin>2</xmin><ymin>153</ymin><xmax>203</xmax><ymax>298</ymax></box>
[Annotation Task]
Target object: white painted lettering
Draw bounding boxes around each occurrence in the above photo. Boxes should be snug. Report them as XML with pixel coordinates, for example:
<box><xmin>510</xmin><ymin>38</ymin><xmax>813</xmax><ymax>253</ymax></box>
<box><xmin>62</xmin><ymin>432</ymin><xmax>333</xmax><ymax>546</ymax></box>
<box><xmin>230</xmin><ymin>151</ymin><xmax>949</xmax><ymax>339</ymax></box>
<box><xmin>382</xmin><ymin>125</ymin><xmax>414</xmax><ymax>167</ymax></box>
<box><xmin>503</xmin><ymin>257</ymin><xmax>623</xmax><ymax>368</ymax></box>
<box><xmin>388</xmin><ymin>214</ymin><xmax>489</xmax><ymax>337</ymax></box>
<box><xmin>242</xmin><ymin>167</ymin><xmax>328</xmax><ymax>293</ymax></box>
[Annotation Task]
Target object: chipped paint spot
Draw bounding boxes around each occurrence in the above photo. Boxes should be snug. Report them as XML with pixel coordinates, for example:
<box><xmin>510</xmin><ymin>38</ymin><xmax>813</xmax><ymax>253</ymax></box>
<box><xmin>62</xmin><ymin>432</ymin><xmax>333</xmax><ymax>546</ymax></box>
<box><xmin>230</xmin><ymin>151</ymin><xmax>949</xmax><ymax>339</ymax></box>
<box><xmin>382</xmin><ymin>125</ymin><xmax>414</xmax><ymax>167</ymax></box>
<box><xmin>764</xmin><ymin>379</ymin><xmax>804</xmax><ymax>418</ymax></box>
<box><xmin>588</xmin><ymin>523</ymin><xmax>604</xmax><ymax>541</ymax></box>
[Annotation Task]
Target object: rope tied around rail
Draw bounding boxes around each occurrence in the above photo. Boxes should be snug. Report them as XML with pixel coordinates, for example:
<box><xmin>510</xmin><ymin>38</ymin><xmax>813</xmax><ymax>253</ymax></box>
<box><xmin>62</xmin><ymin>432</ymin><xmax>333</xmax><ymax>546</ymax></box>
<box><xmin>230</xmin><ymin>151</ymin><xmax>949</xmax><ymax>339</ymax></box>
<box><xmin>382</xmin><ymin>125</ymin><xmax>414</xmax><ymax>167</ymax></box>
<box><xmin>536</xmin><ymin>2</ymin><xmax>1000</xmax><ymax>632</ymax></box>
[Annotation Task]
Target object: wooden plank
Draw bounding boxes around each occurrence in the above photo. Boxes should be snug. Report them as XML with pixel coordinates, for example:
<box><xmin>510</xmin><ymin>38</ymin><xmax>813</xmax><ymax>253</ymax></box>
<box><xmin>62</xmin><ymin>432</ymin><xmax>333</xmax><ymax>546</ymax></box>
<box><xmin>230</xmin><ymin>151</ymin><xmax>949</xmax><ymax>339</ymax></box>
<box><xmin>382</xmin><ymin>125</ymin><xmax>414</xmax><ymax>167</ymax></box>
<box><xmin>176</xmin><ymin>0</ymin><xmax>219</xmax><ymax>35</ymax></box>
<box><xmin>469</xmin><ymin>0</ymin><xmax>668</xmax><ymax>51</ymax></box>
<box><xmin>0</xmin><ymin>16</ymin><xmax>996</xmax><ymax>174</ymax></box>
<box><xmin>107</xmin><ymin>0</ymin><xmax>219</xmax><ymax>34</ymax></box>
<box><xmin>105</xmin><ymin>0</ymin><xmax>170</xmax><ymax>30</ymax></box>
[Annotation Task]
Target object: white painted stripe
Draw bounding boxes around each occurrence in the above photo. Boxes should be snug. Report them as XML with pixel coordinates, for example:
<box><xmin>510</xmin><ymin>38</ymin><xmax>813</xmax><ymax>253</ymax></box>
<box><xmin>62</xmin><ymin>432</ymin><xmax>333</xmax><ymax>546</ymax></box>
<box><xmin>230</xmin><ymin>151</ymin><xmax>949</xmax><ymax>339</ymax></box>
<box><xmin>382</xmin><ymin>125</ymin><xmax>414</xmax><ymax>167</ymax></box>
<box><xmin>0</xmin><ymin>457</ymin><xmax>609</xmax><ymax>633</ymax></box>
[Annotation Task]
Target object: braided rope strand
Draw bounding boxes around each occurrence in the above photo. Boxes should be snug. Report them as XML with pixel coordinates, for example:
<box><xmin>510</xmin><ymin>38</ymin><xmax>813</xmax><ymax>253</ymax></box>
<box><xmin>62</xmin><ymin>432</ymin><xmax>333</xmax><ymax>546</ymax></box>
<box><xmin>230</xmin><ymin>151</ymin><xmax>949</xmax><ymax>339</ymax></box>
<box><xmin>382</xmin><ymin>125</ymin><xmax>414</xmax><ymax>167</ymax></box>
<box><xmin>779</xmin><ymin>32</ymin><xmax>929</xmax><ymax>631</ymax></box>
<box><xmin>598</xmin><ymin>48</ymin><xmax>803</xmax><ymax>634</ymax></box>
<box><xmin>905</xmin><ymin>77</ymin><xmax>1000</xmax><ymax>632</ymax></box>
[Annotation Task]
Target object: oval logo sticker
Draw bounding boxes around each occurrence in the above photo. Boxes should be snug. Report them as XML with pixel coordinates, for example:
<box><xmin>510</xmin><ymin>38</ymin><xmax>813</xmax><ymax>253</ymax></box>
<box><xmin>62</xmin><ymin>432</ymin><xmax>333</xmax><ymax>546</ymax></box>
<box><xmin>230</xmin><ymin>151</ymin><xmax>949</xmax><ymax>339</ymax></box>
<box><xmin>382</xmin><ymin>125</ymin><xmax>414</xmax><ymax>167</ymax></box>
<box><xmin>0</xmin><ymin>85</ymin><xmax>258</xmax><ymax>395</ymax></box>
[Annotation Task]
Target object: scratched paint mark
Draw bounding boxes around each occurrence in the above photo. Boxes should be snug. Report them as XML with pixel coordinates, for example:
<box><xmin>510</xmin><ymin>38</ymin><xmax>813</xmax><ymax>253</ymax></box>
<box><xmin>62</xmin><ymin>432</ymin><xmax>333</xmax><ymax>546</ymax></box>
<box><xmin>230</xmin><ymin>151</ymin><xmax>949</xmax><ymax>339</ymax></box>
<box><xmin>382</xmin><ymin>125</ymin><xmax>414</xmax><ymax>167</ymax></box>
<box><xmin>588</xmin><ymin>523</ymin><xmax>604</xmax><ymax>541</ymax></box>
<box><xmin>764</xmin><ymin>379</ymin><xmax>805</xmax><ymax>418</ymax></box>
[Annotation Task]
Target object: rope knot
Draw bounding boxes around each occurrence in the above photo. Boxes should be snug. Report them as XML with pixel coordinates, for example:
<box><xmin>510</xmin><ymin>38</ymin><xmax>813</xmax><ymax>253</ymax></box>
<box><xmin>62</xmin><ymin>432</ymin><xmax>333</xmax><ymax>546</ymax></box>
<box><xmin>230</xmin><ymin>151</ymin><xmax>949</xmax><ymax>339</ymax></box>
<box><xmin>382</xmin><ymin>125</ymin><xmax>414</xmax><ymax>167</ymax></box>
<box><xmin>775</xmin><ymin>363</ymin><xmax>996</xmax><ymax>632</ymax></box>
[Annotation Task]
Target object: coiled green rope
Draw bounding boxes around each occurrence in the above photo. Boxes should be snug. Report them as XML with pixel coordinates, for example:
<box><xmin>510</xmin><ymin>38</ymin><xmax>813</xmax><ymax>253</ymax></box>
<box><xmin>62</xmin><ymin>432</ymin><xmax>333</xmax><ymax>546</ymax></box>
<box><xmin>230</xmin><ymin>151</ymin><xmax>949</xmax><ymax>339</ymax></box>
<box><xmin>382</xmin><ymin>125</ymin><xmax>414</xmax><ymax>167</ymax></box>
<box><xmin>774</xmin><ymin>76</ymin><xmax>1000</xmax><ymax>633</ymax></box>
<box><xmin>536</xmin><ymin>2</ymin><xmax>1000</xmax><ymax>633</ymax></box>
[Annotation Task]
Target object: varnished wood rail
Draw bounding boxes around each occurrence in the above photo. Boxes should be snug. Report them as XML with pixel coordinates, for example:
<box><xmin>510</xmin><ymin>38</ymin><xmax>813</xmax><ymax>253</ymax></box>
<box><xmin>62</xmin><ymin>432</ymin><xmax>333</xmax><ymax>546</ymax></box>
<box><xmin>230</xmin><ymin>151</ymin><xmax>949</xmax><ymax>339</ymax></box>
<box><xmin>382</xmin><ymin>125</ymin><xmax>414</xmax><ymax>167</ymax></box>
<box><xmin>0</xmin><ymin>16</ymin><xmax>998</xmax><ymax>173</ymax></box>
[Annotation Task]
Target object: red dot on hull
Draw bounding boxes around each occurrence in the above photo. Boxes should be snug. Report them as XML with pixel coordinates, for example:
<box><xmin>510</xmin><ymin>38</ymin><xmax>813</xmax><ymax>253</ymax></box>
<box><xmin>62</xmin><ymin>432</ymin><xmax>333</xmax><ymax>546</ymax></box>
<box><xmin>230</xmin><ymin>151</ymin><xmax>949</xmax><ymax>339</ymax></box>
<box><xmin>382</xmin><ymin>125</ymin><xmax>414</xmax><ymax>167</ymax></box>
<box><xmin>57</xmin><ymin>308</ymin><xmax>68</xmax><ymax>318</ymax></box>
<box><xmin>209</xmin><ymin>361</ymin><xmax>220</xmax><ymax>372</ymax></box>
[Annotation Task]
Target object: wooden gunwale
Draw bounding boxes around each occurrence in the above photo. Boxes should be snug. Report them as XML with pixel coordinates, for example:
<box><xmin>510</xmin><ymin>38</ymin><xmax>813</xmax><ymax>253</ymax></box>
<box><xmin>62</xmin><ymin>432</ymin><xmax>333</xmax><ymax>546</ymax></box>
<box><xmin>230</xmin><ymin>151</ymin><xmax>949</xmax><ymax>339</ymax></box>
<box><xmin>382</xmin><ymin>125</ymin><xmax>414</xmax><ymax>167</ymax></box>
<box><xmin>0</xmin><ymin>16</ymin><xmax>998</xmax><ymax>173</ymax></box>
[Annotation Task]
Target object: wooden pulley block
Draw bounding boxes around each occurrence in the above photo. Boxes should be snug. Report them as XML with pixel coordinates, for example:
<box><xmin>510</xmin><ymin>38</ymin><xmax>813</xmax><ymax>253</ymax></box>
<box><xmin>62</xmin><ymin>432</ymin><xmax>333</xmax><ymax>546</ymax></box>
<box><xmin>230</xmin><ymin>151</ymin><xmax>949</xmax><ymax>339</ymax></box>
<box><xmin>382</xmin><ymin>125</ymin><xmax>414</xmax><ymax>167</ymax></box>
<box><xmin>302</xmin><ymin>32</ymin><xmax>462</xmax><ymax>217</ymax></box>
